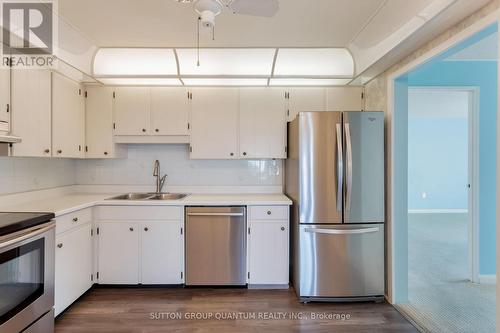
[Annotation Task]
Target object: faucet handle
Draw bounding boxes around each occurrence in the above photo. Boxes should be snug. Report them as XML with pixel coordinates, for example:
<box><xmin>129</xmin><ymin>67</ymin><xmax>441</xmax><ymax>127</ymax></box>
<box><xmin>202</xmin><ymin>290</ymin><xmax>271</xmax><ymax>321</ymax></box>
<box><xmin>159</xmin><ymin>174</ymin><xmax>167</xmax><ymax>192</ymax></box>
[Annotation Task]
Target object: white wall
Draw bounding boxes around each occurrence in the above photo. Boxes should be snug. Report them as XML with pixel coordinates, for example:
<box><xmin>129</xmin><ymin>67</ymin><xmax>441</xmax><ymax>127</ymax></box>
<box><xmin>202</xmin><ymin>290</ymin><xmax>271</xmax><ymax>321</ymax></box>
<box><xmin>76</xmin><ymin>145</ymin><xmax>283</xmax><ymax>187</ymax></box>
<box><xmin>0</xmin><ymin>157</ymin><xmax>76</xmax><ymax>195</ymax></box>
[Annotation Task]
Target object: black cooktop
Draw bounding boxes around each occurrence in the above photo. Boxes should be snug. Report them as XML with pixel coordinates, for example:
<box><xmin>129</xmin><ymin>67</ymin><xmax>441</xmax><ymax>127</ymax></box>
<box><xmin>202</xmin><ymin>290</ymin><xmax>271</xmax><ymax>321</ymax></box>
<box><xmin>0</xmin><ymin>212</ymin><xmax>55</xmax><ymax>237</ymax></box>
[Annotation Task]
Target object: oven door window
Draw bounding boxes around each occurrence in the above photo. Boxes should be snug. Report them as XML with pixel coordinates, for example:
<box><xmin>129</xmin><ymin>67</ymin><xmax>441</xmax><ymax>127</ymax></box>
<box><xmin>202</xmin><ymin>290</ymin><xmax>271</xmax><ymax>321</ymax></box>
<box><xmin>0</xmin><ymin>238</ymin><xmax>44</xmax><ymax>325</ymax></box>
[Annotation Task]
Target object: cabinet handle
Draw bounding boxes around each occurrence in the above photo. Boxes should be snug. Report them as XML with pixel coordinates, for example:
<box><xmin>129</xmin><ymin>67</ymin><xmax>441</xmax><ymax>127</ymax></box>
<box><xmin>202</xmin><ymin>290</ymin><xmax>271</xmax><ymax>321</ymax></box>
<box><xmin>243</xmin><ymin>152</ymin><xmax>247</xmax><ymax>156</ymax></box>
<box><xmin>230</xmin><ymin>152</ymin><xmax>234</xmax><ymax>157</ymax></box>
<box><xmin>57</xmin><ymin>243</ymin><xmax>63</xmax><ymax>248</ymax></box>
<box><xmin>281</xmin><ymin>227</ymin><xmax>285</xmax><ymax>231</ymax></box>
<box><xmin>267</xmin><ymin>211</ymin><xmax>272</xmax><ymax>215</ymax></box>
<box><xmin>104</xmin><ymin>152</ymin><xmax>108</xmax><ymax>156</ymax></box>
<box><xmin>129</xmin><ymin>227</ymin><xmax>134</xmax><ymax>232</ymax></box>
<box><xmin>142</xmin><ymin>129</ymin><xmax>146</xmax><ymax>133</ymax></box>
<box><xmin>72</xmin><ymin>217</ymin><xmax>78</xmax><ymax>222</ymax></box>
<box><xmin>144</xmin><ymin>227</ymin><xmax>149</xmax><ymax>232</ymax></box>
<box><xmin>44</xmin><ymin>149</ymin><xmax>50</xmax><ymax>154</ymax></box>
<box><xmin>57</xmin><ymin>150</ymin><xmax>62</xmax><ymax>154</ymax></box>
<box><xmin>155</xmin><ymin>129</ymin><xmax>159</xmax><ymax>133</ymax></box>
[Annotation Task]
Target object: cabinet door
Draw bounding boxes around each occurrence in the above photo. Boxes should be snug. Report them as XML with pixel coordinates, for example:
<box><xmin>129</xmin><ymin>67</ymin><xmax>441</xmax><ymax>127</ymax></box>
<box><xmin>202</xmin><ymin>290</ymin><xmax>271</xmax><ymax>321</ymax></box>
<box><xmin>248</xmin><ymin>221</ymin><xmax>289</xmax><ymax>285</ymax></box>
<box><xmin>52</xmin><ymin>72</ymin><xmax>85</xmax><ymax>158</ymax></box>
<box><xmin>113</xmin><ymin>87</ymin><xmax>150</xmax><ymax>136</ymax></box>
<box><xmin>98</xmin><ymin>222</ymin><xmax>139</xmax><ymax>284</ymax></box>
<box><xmin>55</xmin><ymin>224</ymin><xmax>93</xmax><ymax>316</ymax></box>
<box><xmin>141</xmin><ymin>221</ymin><xmax>183</xmax><ymax>284</ymax></box>
<box><xmin>85</xmin><ymin>86</ymin><xmax>116</xmax><ymax>158</ymax></box>
<box><xmin>150</xmin><ymin>88</ymin><xmax>189</xmax><ymax>136</ymax></box>
<box><xmin>326</xmin><ymin>87</ymin><xmax>364</xmax><ymax>111</ymax></box>
<box><xmin>287</xmin><ymin>88</ymin><xmax>326</xmax><ymax>121</ymax></box>
<box><xmin>10</xmin><ymin>69</ymin><xmax>52</xmax><ymax>157</ymax></box>
<box><xmin>190</xmin><ymin>88</ymin><xmax>239</xmax><ymax>159</ymax></box>
<box><xmin>0</xmin><ymin>68</ymin><xmax>10</xmax><ymax>125</ymax></box>
<box><xmin>239</xmin><ymin>88</ymin><xmax>286</xmax><ymax>159</ymax></box>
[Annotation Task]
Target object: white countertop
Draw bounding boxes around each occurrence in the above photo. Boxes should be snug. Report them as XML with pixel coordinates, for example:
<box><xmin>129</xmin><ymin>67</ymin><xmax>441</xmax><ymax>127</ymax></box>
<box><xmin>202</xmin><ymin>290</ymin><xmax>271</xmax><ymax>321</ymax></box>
<box><xmin>0</xmin><ymin>191</ymin><xmax>292</xmax><ymax>217</ymax></box>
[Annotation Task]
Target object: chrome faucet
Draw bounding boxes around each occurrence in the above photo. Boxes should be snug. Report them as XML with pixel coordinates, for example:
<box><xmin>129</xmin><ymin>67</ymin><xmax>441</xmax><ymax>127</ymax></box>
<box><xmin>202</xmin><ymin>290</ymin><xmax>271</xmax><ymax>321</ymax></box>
<box><xmin>153</xmin><ymin>160</ymin><xmax>167</xmax><ymax>194</ymax></box>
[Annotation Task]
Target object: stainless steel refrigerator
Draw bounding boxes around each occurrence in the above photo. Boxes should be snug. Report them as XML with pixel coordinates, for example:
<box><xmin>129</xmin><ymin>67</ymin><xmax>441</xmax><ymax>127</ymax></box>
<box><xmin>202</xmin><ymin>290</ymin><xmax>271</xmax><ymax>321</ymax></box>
<box><xmin>285</xmin><ymin>111</ymin><xmax>385</xmax><ymax>302</ymax></box>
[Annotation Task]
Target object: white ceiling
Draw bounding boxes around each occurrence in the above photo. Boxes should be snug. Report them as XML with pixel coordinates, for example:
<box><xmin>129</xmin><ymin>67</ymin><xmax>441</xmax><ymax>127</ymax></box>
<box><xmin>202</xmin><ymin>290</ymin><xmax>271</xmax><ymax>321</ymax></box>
<box><xmin>58</xmin><ymin>0</ymin><xmax>387</xmax><ymax>47</ymax></box>
<box><xmin>55</xmin><ymin>0</ymin><xmax>494</xmax><ymax>84</ymax></box>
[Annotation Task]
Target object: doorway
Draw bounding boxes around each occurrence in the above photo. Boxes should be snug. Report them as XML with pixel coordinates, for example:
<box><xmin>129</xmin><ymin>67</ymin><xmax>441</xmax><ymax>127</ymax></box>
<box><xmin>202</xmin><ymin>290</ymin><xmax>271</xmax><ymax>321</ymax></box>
<box><xmin>388</xmin><ymin>21</ymin><xmax>498</xmax><ymax>333</ymax></box>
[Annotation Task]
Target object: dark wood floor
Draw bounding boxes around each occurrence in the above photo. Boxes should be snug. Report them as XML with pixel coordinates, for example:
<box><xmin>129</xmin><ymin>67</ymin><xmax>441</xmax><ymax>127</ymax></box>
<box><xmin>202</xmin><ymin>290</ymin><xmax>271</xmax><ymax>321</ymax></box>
<box><xmin>55</xmin><ymin>287</ymin><xmax>417</xmax><ymax>333</ymax></box>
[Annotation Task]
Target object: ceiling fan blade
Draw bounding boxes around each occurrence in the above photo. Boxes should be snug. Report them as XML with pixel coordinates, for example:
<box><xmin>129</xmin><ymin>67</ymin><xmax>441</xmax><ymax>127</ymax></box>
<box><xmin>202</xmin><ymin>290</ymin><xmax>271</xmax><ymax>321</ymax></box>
<box><xmin>228</xmin><ymin>0</ymin><xmax>279</xmax><ymax>17</ymax></box>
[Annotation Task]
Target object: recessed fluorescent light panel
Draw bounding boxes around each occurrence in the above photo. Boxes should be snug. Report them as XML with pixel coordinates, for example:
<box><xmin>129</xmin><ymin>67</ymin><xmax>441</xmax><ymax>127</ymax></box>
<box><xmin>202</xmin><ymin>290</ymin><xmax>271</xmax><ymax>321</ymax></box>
<box><xmin>177</xmin><ymin>48</ymin><xmax>275</xmax><ymax>76</ymax></box>
<box><xmin>93</xmin><ymin>48</ymin><xmax>178</xmax><ymax>76</ymax></box>
<box><xmin>269</xmin><ymin>78</ymin><xmax>351</xmax><ymax>86</ymax></box>
<box><xmin>182</xmin><ymin>78</ymin><xmax>268</xmax><ymax>86</ymax></box>
<box><xmin>98</xmin><ymin>78</ymin><xmax>182</xmax><ymax>86</ymax></box>
<box><xmin>273</xmin><ymin>48</ymin><xmax>354</xmax><ymax>77</ymax></box>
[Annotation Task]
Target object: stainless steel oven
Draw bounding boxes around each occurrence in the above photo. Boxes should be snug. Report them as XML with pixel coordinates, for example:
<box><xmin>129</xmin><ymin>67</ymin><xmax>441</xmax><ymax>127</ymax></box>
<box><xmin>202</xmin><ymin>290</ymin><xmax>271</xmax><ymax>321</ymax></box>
<box><xmin>0</xmin><ymin>220</ymin><xmax>55</xmax><ymax>333</ymax></box>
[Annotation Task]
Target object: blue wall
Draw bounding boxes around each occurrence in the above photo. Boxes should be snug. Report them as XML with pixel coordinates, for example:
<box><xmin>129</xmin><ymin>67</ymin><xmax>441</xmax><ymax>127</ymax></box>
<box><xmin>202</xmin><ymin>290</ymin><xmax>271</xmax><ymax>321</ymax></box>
<box><xmin>408</xmin><ymin>118</ymin><xmax>468</xmax><ymax>210</ymax></box>
<box><xmin>406</xmin><ymin>25</ymin><xmax>497</xmax><ymax>275</ymax></box>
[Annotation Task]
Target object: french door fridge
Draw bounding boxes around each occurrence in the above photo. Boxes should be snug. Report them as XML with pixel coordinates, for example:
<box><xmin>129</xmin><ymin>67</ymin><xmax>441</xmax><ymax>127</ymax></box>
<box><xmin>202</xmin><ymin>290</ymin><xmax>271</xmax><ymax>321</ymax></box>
<box><xmin>285</xmin><ymin>111</ymin><xmax>385</xmax><ymax>302</ymax></box>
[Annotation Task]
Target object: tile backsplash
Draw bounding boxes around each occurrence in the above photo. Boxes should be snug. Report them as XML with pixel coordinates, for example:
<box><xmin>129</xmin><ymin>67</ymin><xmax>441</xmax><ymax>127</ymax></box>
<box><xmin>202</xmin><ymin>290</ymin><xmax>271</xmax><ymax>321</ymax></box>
<box><xmin>0</xmin><ymin>157</ymin><xmax>76</xmax><ymax>195</ymax></box>
<box><xmin>76</xmin><ymin>145</ymin><xmax>283</xmax><ymax>187</ymax></box>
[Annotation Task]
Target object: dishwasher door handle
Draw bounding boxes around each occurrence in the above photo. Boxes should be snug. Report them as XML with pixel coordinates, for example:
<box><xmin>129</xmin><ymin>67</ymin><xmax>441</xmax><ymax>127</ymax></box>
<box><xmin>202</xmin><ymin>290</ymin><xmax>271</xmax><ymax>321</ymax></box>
<box><xmin>187</xmin><ymin>212</ymin><xmax>245</xmax><ymax>217</ymax></box>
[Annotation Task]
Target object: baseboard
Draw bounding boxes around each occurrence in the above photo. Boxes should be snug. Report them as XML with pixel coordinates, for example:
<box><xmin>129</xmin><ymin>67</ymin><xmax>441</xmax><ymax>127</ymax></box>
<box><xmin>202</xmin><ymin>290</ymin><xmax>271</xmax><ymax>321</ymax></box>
<box><xmin>408</xmin><ymin>209</ymin><xmax>468</xmax><ymax>214</ymax></box>
<box><xmin>479</xmin><ymin>274</ymin><xmax>496</xmax><ymax>284</ymax></box>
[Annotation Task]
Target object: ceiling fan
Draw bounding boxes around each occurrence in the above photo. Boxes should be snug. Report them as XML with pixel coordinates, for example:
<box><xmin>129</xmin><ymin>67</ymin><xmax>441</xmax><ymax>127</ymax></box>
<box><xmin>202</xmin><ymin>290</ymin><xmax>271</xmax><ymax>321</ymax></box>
<box><xmin>176</xmin><ymin>0</ymin><xmax>280</xmax><ymax>28</ymax></box>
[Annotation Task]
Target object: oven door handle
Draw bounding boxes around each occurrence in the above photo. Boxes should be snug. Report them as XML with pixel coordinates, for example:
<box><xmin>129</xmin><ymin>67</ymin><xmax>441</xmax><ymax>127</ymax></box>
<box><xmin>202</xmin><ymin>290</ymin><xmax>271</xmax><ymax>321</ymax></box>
<box><xmin>0</xmin><ymin>221</ymin><xmax>55</xmax><ymax>249</ymax></box>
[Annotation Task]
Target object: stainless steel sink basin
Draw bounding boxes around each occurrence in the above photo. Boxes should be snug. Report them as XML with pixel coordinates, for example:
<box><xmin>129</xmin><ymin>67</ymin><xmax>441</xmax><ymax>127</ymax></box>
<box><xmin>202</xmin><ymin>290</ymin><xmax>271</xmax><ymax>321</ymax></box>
<box><xmin>106</xmin><ymin>193</ymin><xmax>188</xmax><ymax>201</ymax></box>
<box><xmin>108</xmin><ymin>193</ymin><xmax>155</xmax><ymax>200</ymax></box>
<box><xmin>149</xmin><ymin>193</ymin><xmax>188</xmax><ymax>200</ymax></box>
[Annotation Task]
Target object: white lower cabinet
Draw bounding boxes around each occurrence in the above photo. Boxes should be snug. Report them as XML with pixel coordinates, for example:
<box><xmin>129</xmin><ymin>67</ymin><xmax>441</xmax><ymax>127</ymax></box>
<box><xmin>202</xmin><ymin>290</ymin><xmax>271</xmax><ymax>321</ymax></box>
<box><xmin>140</xmin><ymin>221</ymin><xmax>184</xmax><ymax>284</ymax></box>
<box><xmin>55</xmin><ymin>223</ymin><xmax>93</xmax><ymax>316</ymax></box>
<box><xmin>98</xmin><ymin>222</ymin><xmax>140</xmax><ymax>284</ymax></box>
<box><xmin>247</xmin><ymin>206</ymin><xmax>289</xmax><ymax>287</ymax></box>
<box><xmin>97</xmin><ymin>206</ymin><xmax>184</xmax><ymax>285</ymax></box>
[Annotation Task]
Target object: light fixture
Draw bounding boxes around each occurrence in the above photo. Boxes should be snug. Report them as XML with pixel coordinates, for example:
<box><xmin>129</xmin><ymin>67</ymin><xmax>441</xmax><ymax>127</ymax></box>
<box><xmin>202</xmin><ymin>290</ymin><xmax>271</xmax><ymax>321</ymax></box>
<box><xmin>98</xmin><ymin>78</ymin><xmax>182</xmax><ymax>86</ymax></box>
<box><xmin>269</xmin><ymin>78</ymin><xmax>352</xmax><ymax>86</ymax></box>
<box><xmin>183</xmin><ymin>78</ymin><xmax>268</xmax><ymax>86</ymax></box>
<box><xmin>93</xmin><ymin>48</ymin><xmax>178</xmax><ymax>76</ymax></box>
<box><xmin>177</xmin><ymin>48</ymin><xmax>275</xmax><ymax>76</ymax></box>
<box><xmin>274</xmin><ymin>48</ymin><xmax>354</xmax><ymax>77</ymax></box>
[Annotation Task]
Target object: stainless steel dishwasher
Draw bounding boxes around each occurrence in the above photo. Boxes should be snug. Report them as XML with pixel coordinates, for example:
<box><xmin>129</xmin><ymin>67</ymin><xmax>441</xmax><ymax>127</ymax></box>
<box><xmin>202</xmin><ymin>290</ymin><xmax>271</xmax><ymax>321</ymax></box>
<box><xmin>185</xmin><ymin>206</ymin><xmax>246</xmax><ymax>286</ymax></box>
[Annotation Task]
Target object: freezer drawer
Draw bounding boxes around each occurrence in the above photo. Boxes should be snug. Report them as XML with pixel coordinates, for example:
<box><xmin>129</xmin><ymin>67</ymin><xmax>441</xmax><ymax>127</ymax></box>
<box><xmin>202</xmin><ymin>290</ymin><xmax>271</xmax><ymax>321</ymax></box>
<box><xmin>298</xmin><ymin>224</ymin><xmax>384</xmax><ymax>299</ymax></box>
<box><xmin>185</xmin><ymin>207</ymin><xmax>246</xmax><ymax>286</ymax></box>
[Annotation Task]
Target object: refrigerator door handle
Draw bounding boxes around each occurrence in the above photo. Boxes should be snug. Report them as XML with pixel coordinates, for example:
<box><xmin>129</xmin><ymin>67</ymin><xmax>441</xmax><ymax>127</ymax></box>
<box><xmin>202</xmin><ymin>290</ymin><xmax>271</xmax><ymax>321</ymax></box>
<box><xmin>345</xmin><ymin>122</ymin><xmax>353</xmax><ymax>212</ymax></box>
<box><xmin>304</xmin><ymin>227</ymin><xmax>380</xmax><ymax>235</ymax></box>
<box><xmin>336</xmin><ymin>123</ymin><xmax>343</xmax><ymax>212</ymax></box>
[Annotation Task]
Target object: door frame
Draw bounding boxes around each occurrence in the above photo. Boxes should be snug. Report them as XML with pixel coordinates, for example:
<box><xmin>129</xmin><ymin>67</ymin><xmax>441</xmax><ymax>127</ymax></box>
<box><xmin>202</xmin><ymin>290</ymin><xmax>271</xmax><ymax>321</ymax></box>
<box><xmin>408</xmin><ymin>86</ymin><xmax>480</xmax><ymax>284</ymax></box>
<box><xmin>385</xmin><ymin>9</ymin><xmax>499</xmax><ymax>304</ymax></box>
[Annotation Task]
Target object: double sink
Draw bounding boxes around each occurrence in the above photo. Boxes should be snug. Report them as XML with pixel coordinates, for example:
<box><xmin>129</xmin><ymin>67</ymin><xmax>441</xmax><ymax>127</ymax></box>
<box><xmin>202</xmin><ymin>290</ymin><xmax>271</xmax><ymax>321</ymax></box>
<box><xmin>107</xmin><ymin>193</ymin><xmax>188</xmax><ymax>201</ymax></box>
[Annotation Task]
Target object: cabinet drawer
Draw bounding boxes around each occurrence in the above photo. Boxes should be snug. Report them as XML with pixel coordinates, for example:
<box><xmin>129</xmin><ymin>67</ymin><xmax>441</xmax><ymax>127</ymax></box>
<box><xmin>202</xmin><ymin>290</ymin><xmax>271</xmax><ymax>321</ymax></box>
<box><xmin>56</xmin><ymin>208</ymin><xmax>92</xmax><ymax>235</ymax></box>
<box><xmin>249</xmin><ymin>206</ymin><xmax>288</xmax><ymax>220</ymax></box>
<box><xmin>98</xmin><ymin>205</ymin><xmax>182</xmax><ymax>221</ymax></box>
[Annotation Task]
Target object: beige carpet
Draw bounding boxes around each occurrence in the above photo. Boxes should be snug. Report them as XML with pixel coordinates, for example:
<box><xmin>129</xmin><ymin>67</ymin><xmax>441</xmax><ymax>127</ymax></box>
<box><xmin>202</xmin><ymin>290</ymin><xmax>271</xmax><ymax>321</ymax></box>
<box><xmin>398</xmin><ymin>213</ymin><xmax>496</xmax><ymax>333</ymax></box>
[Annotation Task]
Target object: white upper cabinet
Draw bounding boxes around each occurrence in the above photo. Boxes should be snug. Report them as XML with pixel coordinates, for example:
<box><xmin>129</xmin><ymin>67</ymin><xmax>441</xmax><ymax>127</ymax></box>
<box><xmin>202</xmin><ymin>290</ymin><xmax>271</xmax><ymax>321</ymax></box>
<box><xmin>326</xmin><ymin>87</ymin><xmax>364</xmax><ymax>111</ymax></box>
<box><xmin>52</xmin><ymin>72</ymin><xmax>85</xmax><ymax>158</ymax></box>
<box><xmin>10</xmin><ymin>69</ymin><xmax>52</xmax><ymax>157</ymax></box>
<box><xmin>0</xmin><ymin>68</ymin><xmax>10</xmax><ymax>125</ymax></box>
<box><xmin>190</xmin><ymin>88</ymin><xmax>239</xmax><ymax>159</ymax></box>
<box><xmin>85</xmin><ymin>86</ymin><xmax>126</xmax><ymax>159</ymax></box>
<box><xmin>150</xmin><ymin>87</ymin><xmax>190</xmax><ymax>136</ymax></box>
<box><xmin>287</xmin><ymin>88</ymin><xmax>326</xmax><ymax>121</ymax></box>
<box><xmin>239</xmin><ymin>88</ymin><xmax>287</xmax><ymax>159</ymax></box>
<box><xmin>113</xmin><ymin>87</ymin><xmax>150</xmax><ymax>136</ymax></box>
